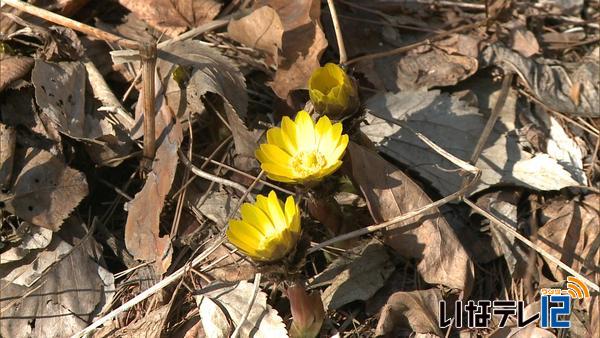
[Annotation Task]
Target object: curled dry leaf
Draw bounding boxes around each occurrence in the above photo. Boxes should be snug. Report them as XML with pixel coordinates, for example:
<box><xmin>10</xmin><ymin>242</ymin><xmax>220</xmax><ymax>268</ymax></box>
<box><xmin>0</xmin><ymin>223</ymin><xmax>53</xmax><ymax>264</ymax></box>
<box><xmin>227</xmin><ymin>6</ymin><xmax>284</xmax><ymax>66</ymax></box>
<box><xmin>535</xmin><ymin>194</ymin><xmax>599</xmax><ymax>282</ymax></box>
<box><xmin>195</xmin><ymin>280</ymin><xmax>288</xmax><ymax>338</ymax></box>
<box><xmin>32</xmin><ymin>60</ymin><xmax>131</xmax><ymax>165</ymax></box>
<box><xmin>481</xmin><ymin>43</ymin><xmax>599</xmax><ymax>117</ymax></box>
<box><xmin>125</xmin><ymin>95</ymin><xmax>182</xmax><ymax>275</ymax></box>
<box><xmin>475</xmin><ymin>191</ymin><xmax>529</xmax><ymax>278</ymax></box>
<box><xmin>202</xmin><ymin>245</ymin><xmax>257</xmax><ymax>283</ymax></box>
<box><xmin>348</xmin><ymin>142</ymin><xmax>474</xmax><ymax>296</ymax></box>
<box><xmin>0</xmin><ymin>55</ymin><xmax>33</xmax><ymax>92</ymax></box>
<box><xmin>362</xmin><ymin>88</ymin><xmax>583</xmax><ymax>196</ymax></box>
<box><xmin>375</xmin><ymin>289</ymin><xmax>444</xmax><ymax>337</ymax></box>
<box><xmin>254</xmin><ymin>0</ymin><xmax>328</xmax><ymax>99</ymax></box>
<box><xmin>118</xmin><ymin>0</ymin><xmax>222</xmax><ymax>38</ymax></box>
<box><xmin>0</xmin><ymin>234</ymin><xmax>115</xmax><ymax>338</ymax></box>
<box><xmin>0</xmin><ymin>149</ymin><xmax>88</xmax><ymax>231</ymax></box>
<box><xmin>312</xmin><ymin>239</ymin><xmax>395</xmax><ymax>310</ymax></box>
<box><xmin>32</xmin><ymin>60</ymin><xmax>90</xmax><ymax>138</ymax></box>
<box><xmin>489</xmin><ymin>326</ymin><xmax>557</xmax><ymax>338</ymax></box>
<box><xmin>0</xmin><ymin>122</ymin><xmax>16</xmax><ymax>189</ymax></box>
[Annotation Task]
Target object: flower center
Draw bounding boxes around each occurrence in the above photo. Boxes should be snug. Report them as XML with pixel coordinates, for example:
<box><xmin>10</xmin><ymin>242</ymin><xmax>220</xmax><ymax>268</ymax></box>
<box><xmin>291</xmin><ymin>150</ymin><xmax>326</xmax><ymax>177</ymax></box>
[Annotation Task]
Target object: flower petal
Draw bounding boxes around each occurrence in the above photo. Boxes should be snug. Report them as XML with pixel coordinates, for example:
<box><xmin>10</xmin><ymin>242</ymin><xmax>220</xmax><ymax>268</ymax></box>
<box><xmin>284</xmin><ymin>196</ymin><xmax>300</xmax><ymax>233</ymax></box>
<box><xmin>267</xmin><ymin>127</ymin><xmax>296</xmax><ymax>155</ymax></box>
<box><xmin>314</xmin><ymin>115</ymin><xmax>332</xmax><ymax>149</ymax></box>
<box><xmin>281</xmin><ymin>116</ymin><xmax>299</xmax><ymax>150</ymax></box>
<box><xmin>295</xmin><ymin>110</ymin><xmax>315</xmax><ymax>150</ymax></box>
<box><xmin>227</xmin><ymin>220</ymin><xmax>261</xmax><ymax>256</ymax></box>
<box><xmin>241</xmin><ymin>203</ymin><xmax>275</xmax><ymax>235</ymax></box>
<box><xmin>319</xmin><ymin>160</ymin><xmax>343</xmax><ymax>178</ymax></box>
<box><xmin>259</xmin><ymin>144</ymin><xmax>293</xmax><ymax>165</ymax></box>
<box><xmin>318</xmin><ymin>122</ymin><xmax>343</xmax><ymax>156</ymax></box>
<box><xmin>329</xmin><ymin>134</ymin><xmax>349</xmax><ymax>163</ymax></box>
<box><xmin>266</xmin><ymin>191</ymin><xmax>287</xmax><ymax>231</ymax></box>
<box><xmin>262</xmin><ymin>162</ymin><xmax>295</xmax><ymax>179</ymax></box>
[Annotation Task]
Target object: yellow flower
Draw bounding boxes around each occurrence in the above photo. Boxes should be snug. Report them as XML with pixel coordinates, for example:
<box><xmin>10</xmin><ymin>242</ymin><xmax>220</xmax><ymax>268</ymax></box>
<box><xmin>227</xmin><ymin>191</ymin><xmax>301</xmax><ymax>262</ymax></box>
<box><xmin>255</xmin><ymin>110</ymin><xmax>349</xmax><ymax>184</ymax></box>
<box><xmin>308</xmin><ymin>63</ymin><xmax>359</xmax><ymax>117</ymax></box>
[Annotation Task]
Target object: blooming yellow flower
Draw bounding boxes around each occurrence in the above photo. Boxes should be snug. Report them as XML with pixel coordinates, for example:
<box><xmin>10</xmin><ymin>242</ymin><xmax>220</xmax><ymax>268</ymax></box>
<box><xmin>227</xmin><ymin>191</ymin><xmax>301</xmax><ymax>262</ymax></box>
<box><xmin>255</xmin><ymin>110</ymin><xmax>349</xmax><ymax>184</ymax></box>
<box><xmin>308</xmin><ymin>63</ymin><xmax>359</xmax><ymax>117</ymax></box>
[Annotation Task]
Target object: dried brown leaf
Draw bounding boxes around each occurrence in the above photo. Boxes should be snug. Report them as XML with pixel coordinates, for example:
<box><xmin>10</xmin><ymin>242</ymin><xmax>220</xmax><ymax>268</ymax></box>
<box><xmin>125</xmin><ymin>100</ymin><xmax>182</xmax><ymax>274</ymax></box>
<box><xmin>196</xmin><ymin>280</ymin><xmax>287</xmax><ymax>338</ymax></box>
<box><xmin>0</xmin><ymin>123</ymin><xmax>16</xmax><ymax>189</ymax></box>
<box><xmin>535</xmin><ymin>194</ymin><xmax>599</xmax><ymax>282</ymax></box>
<box><xmin>510</xmin><ymin>27</ymin><xmax>540</xmax><ymax>57</ymax></box>
<box><xmin>481</xmin><ymin>44</ymin><xmax>599</xmax><ymax>117</ymax></box>
<box><xmin>375</xmin><ymin>289</ymin><xmax>444</xmax><ymax>337</ymax></box>
<box><xmin>203</xmin><ymin>245</ymin><xmax>257</xmax><ymax>282</ymax></box>
<box><xmin>317</xmin><ymin>240</ymin><xmax>395</xmax><ymax>310</ymax></box>
<box><xmin>257</xmin><ymin>0</ymin><xmax>328</xmax><ymax>99</ymax></box>
<box><xmin>348</xmin><ymin>142</ymin><xmax>474</xmax><ymax>296</ymax></box>
<box><xmin>0</xmin><ymin>233</ymin><xmax>114</xmax><ymax>338</ymax></box>
<box><xmin>227</xmin><ymin>6</ymin><xmax>284</xmax><ymax>66</ymax></box>
<box><xmin>1</xmin><ymin>149</ymin><xmax>88</xmax><ymax>231</ymax></box>
<box><xmin>0</xmin><ymin>56</ymin><xmax>33</xmax><ymax>92</ymax></box>
<box><xmin>362</xmin><ymin>88</ymin><xmax>583</xmax><ymax>196</ymax></box>
<box><xmin>119</xmin><ymin>0</ymin><xmax>222</xmax><ymax>38</ymax></box>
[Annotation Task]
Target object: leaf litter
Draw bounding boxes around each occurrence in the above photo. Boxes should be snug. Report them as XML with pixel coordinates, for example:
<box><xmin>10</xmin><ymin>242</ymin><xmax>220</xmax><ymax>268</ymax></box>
<box><xmin>0</xmin><ymin>0</ymin><xmax>598</xmax><ymax>337</ymax></box>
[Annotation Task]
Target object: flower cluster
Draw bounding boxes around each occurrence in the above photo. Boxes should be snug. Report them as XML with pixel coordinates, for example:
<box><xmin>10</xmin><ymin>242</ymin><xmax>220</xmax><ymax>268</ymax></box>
<box><xmin>227</xmin><ymin>63</ymin><xmax>355</xmax><ymax>262</ymax></box>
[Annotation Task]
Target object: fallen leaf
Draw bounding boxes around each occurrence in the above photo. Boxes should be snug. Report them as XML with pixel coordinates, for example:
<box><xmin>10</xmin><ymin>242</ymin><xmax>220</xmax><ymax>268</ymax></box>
<box><xmin>124</xmin><ymin>96</ymin><xmax>181</xmax><ymax>274</ymax></box>
<box><xmin>535</xmin><ymin>194</ymin><xmax>599</xmax><ymax>282</ymax></box>
<box><xmin>32</xmin><ymin>60</ymin><xmax>112</xmax><ymax>139</ymax></box>
<box><xmin>535</xmin><ymin>109</ymin><xmax>587</xmax><ymax>185</ymax></box>
<box><xmin>475</xmin><ymin>191</ymin><xmax>529</xmax><ymax>278</ymax></box>
<box><xmin>348</xmin><ymin>142</ymin><xmax>474</xmax><ymax>296</ymax></box>
<box><xmin>510</xmin><ymin>27</ymin><xmax>540</xmax><ymax>57</ymax></box>
<box><xmin>0</xmin><ymin>148</ymin><xmax>88</xmax><ymax>231</ymax></box>
<box><xmin>0</xmin><ymin>223</ymin><xmax>53</xmax><ymax>264</ymax></box>
<box><xmin>118</xmin><ymin>0</ymin><xmax>222</xmax><ymax>38</ymax></box>
<box><xmin>110</xmin><ymin>305</ymin><xmax>170</xmax><ymax>338</ymax></box>
<box><xmin>202</xmin><ymin>244</ymin><xmax>257</xmax><ymax>283</ymax></box>
<box><xmin>489</xmin><ymin>326</ymin><xmax>557</xmax><ymax>338</ymax></box>
<box><xmin>362</xmin><ymin>88</ymin><xmax>582</xmax><ymax>196</ymax></box>
<box><xmin>156</xmin><ymin>40</ymin><xmax>248</xmax><ymax>120</ymax></box>
<box><xmin>481</xmin><ymin>43</ymin><xmax>599</xmax><ymax>117</ymax></box>
<box><xmin>0</xmin><ymin>122</ymin><xmax>16</xmax><ymax>188</ymax></box>
<box><xmin>196</xmin><ymin>280</ymin><xmax>288</xmax><ymax>338</ymax></box>
<box><xmin>375</xmin><ymin>289</ymin><xmax>443</xmax><ymax>337</ymax></box>
<box><xmin>194</xmin><ymin>190</ymin><xmax>240</xmax><ymax>226</ymax></box>
<box><xmin>227</xmin><ymin>6</ymin><xmax>284</xmax><ymax>66</ymax></box>
<box><xmin>310</xmin><ymin>239</ymin><xmax>395</xmax><ymax>310</ymax></box>
<box><xmin>32</xmin><ymin>60</ymin><xmax>131</xmax><ymax>165</ymax></box>
<box><xmin>257</xmin><ymin>0</ymin><xmax>328</xmax><ymax>99</ymax></box>
<box><xmin>0</xmin><ymin>233</ymin><xmax>115</xmax><ymax>338</ymax></box>
<box><xmin>0</xmin><ymin>55</ymin><xmax>33</xmax><ymax>92</ymax></box>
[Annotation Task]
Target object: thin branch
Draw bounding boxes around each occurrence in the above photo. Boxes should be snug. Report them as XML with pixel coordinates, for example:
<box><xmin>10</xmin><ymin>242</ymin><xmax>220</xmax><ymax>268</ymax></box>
<box><xmin>309</xmin><ymin>131</ymin><xmax>481</xmax><ymax>254</ymax></box>
<box><xmin>178</xmin><ymin>149</ymin><xmax>255</xmax><ymax>203</ymax></box>
<box><xmin>346</xmin><ymin>20</ymin><xmax>487</xmax><ymax>65</ymax></box>
<box><xmin>140</xmin><ymin>43</ymin><xmax>157</xmax><ymax>168</ymax></box>
<box><xmin>326</xmin><ymin>0</ymin><xmax>347</xmax><ymax>64</ymax></box>
<box><xmin>463</xmin><ymin>198</ymin><xmax>600</xmax><ymax>292</ymax></box>
<box><xmin>231</xmin><ymin>273</ymin><xmax>262</xmax><ymax>338</ymax></box>
<box><xmin>1</xmin><ymin>0</ymin><xmax>138</xmax><ymax>49</ymax></box>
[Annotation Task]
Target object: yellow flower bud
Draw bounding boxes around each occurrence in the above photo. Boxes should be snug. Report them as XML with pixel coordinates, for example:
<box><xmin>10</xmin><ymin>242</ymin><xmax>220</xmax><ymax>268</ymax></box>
<box><xmin>308</xmin><ymin>63</ymin><xmax>359</xmax><ymax>117</ymax></box>
<box><xmin>227</xmin><ymin>191</ymin><xmax>301</xmax><ymax>262</ymax></box>
<box><xmin>255</xmin><ymin>110</ymin><xmax>349</xmax><ymax>184</ymax></box>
